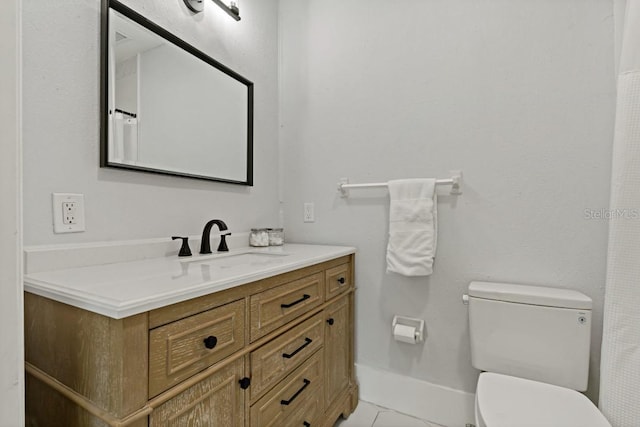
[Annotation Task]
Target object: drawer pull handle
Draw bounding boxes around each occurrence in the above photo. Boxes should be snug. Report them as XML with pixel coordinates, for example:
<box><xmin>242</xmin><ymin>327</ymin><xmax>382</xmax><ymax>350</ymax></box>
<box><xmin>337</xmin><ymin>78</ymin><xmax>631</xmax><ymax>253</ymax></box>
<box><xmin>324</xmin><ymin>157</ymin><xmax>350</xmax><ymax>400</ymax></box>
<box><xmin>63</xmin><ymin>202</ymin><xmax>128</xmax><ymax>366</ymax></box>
<box><xmin>203</xmin><ymin>336</ymin><xmax>218</xmax><ymax>349</ymax></box>
<box><xmin>280</xmin><ymin>379</ymin><xmax>311</xmax><ymax>406</ymax></box>
<box><xmin>337</xmin><ymin>277</ymin><xmax>346</xmax><ymax>285</ymax></box>
<box><xmin>282</xmin><ymin>337</ymin><xmax>313</xmax><ymax>359</ymax></box>
<box><xmin>303</xmin><ymin>423</ymin><xmax>311</xmax><ymax>427</ymax></box>
<box><xmin>326</xmin><ymin>318</ymin><xmax>334</xmax><ymax>326</ymax></box>
<box><xmin>281</xmin><ymin>294</ymin><xmax>310</xmax><ymax>309</ymax></box>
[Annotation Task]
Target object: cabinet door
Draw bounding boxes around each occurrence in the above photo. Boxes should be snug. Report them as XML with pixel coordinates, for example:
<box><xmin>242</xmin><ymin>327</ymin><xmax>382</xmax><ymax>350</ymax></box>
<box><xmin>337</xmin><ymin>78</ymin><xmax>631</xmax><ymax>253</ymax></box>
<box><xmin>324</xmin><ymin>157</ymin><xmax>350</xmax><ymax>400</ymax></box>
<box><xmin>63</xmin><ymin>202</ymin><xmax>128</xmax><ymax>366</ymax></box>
<box><xmin>324</xmin><ymin>294</ymin><xmax>351</xmax><ymax>410</ymax></box>
<box><xmin>150</xmin><ymin>358</ymin><xmax>245</xmax><ymax>427</ymax></box>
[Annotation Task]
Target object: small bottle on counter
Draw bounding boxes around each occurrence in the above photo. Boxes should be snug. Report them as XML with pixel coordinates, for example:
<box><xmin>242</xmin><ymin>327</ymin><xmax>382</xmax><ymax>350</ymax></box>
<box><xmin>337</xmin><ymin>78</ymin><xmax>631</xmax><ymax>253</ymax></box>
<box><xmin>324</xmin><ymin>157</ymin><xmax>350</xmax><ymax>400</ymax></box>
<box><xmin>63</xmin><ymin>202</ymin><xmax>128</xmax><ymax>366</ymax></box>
<box><xmin>249</xmin><ymin>228</ymin><xmax>269</xmax><ymax>247</ymax></box>
<box><xmin>268</xmin><ymin>228</ymin><xmax>284</xmax><ymax>246</ymax></box>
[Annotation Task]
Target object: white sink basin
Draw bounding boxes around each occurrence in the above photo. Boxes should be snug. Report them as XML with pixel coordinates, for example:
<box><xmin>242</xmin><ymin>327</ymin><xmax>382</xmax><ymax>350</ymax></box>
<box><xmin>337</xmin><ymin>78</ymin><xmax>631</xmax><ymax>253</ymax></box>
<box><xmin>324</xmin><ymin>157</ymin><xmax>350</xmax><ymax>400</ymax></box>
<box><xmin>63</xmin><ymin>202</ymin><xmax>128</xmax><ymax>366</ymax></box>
<box><xmin>181</xmin><ymin>251</ymin><xmax>290</xmax><ymax>268</ymax></box>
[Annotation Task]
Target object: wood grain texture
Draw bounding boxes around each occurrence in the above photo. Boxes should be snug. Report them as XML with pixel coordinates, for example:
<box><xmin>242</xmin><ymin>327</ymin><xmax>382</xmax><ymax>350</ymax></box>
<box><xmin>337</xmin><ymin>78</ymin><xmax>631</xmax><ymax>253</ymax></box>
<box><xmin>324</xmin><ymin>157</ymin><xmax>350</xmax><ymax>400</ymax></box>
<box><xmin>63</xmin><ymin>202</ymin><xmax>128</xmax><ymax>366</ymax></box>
<box><xmin>250</xmin><ymin>273</ymin><xmax>324</xmax><ymax>342</ymax></box>
<box><xmin>324</xmin><ymin>294</ymin><xmax>351</xmax><ymax>411</ymax></box>
<box><xmin>321</xmin><ymin>385</ymin><xmax>359</xmax><ymax>427</ymax></box>
<box><xmin>148</xmin><ymin>256</ymin><xmax>350</xmax><ymax>329</ymax></box>
<box><xmin>148</xmin><ymin>285</ymin><xmax>248</xmax><ymax>330</ymax></box>
<box><xmin>250</xmin><ymin>350</ymin><xmax>323</xmax><ymax>427</ymax></box>
<box><xmin>146</xmin><ymin>293</ymin><xmax>353</xmax><ymax>412</ymax></box>
<box><xmin>26</xmin><ymin>363</ymin><xmax>151</xmax><ymax>427</ymax></box>
<box><xmin>250</xmin><ymin>313</ymin><xmax>324</xmax><ymax>402</ymax></box>
<box><xmin>284</xmin><ymin>386</ymin><xmax>323</xmax><ymax>427</ymax></box>
<box><xmin>150</xmin><ymin>357</ymin><xmax>245</xmax><ymax>427</ymax></box>
<box><xmin>321</xmin><ymin>255</ymin><xmax>359</xmax><ymax>427</ymax></box>
<box><xmin>149</xmin><ymin>299</ymin><xmax>245</xmax><ymax>397</ymax></box>
<box><xmin>24</xmin><ymin>292</ymin><xmax>148</xmax><ymax>419</ymax></box>
<box><xmin>25</xmin><ymin>370</ymin><xmax>111</xmax><ymax>427</ymax></box>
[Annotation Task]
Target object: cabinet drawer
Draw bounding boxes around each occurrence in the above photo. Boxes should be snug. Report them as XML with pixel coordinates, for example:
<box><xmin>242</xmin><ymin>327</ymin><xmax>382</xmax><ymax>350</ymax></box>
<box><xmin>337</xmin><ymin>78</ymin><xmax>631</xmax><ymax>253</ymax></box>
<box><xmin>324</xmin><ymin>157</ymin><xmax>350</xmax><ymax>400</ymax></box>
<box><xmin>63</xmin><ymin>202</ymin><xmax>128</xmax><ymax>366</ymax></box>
<box><xmin>325</xmin><ymin>263</ymin><xmax>351</xmax><ymax>300</ymax></box>
<box><xmin>250</xmin><ymin>273</ymin><xmax>324</xmax><ymax>342</ymax></box>
<box><xmin>250</xmin><ymin>350</ymin><xmax>324</xmax><ymax>427</ymax></box>
<box><xmin>149</xmin><ymin>299</ymin><xmax>245</xmax><ymax>397</ymax></box>
<box><xmin>250</xmin><ymin>313</ymin><xmax>324</xmax><ymax>401</ymax></box>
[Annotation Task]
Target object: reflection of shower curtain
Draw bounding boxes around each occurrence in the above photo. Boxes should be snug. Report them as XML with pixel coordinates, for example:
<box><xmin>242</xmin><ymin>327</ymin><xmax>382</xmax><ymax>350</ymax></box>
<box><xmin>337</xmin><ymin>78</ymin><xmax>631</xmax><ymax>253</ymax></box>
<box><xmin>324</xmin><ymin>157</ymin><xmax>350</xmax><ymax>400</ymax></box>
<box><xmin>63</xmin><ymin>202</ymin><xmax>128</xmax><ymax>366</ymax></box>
<box><xmin>112</xmin><ymin>111</ymin><xmax>124</xmax><ymax>162</ymax></box>
<box><xmin>123</xmin><ymin>117</ymin><xmax>138</xmax><ymax>164</ymax></box>
<box><xmin>600</xmin><ymin>1</ymin><xmax>640</xmax><ymax>426</ymax></box>
<box><xmin>111</xmin><ymin>112</ymin><xmax>138</xmax><ymax>164</ymax></box>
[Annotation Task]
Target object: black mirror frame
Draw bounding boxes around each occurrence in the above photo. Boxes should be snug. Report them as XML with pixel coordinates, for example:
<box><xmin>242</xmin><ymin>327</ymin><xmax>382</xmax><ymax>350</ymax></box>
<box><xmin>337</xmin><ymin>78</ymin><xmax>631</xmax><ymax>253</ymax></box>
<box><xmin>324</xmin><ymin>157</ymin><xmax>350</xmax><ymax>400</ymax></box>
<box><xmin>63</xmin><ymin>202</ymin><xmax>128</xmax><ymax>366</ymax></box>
<box><xmin>100</xmin><ymin>0</ymin><xmax>254</xmax><ymax>186</ymax></box>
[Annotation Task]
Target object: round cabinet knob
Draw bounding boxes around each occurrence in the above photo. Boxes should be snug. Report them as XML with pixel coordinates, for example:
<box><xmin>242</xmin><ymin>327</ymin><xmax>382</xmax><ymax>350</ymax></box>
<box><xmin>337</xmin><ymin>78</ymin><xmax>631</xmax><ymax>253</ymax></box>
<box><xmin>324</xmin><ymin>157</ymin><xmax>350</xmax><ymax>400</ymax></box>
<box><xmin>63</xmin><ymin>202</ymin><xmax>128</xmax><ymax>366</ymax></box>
<box><xmin>239</xmin><ymin>377</ymin><xmax>251</xmax><ymax>390</ymax></box>
<box><xmin>203</xmin><ymin>336</ymin><xmax>218</xmax><ymax>349</ymax></box>
<box><xmin>326</xmin><ymin>318</ymin><xmax>334</xmax><ymax>326</ymax></box>
<box><xmin>337</xmin><ymin>277</ymin><xmax>346</xmax><ymax>285</ymax></box>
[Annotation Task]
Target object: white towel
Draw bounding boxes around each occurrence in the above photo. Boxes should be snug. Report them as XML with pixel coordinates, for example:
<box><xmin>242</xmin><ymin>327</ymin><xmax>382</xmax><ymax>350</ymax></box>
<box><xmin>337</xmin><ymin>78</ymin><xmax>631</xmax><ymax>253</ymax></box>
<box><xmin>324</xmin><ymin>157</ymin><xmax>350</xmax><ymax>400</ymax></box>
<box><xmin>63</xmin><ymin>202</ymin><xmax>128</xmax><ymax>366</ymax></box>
<box><xmin>386</xmin><ymin>178</ymin><xmax>437</xmax><ymax>276</ymax></box>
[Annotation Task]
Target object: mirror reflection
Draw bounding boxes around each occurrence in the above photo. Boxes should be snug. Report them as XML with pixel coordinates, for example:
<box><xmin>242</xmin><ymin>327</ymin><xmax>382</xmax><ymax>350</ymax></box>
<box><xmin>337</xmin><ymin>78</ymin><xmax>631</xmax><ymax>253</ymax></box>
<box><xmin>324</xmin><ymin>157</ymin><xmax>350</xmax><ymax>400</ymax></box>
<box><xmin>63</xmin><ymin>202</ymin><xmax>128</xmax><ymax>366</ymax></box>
<box><xmin>103</xmin><ymin>3</ymin><xmax>253</xmax><ymax>185</ymax></box>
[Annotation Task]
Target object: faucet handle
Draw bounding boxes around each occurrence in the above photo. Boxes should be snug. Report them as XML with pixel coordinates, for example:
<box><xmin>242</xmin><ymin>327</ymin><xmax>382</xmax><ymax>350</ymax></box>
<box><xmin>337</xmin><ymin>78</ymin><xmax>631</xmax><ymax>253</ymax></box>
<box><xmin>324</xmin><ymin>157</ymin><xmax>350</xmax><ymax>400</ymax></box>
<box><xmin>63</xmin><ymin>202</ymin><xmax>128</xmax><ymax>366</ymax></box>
<box><xmin>172</xmin><ymin>236</ymin><xmax>193</xmax><ymax>257</ymax></box>
<box><xmin>218</xmin><ymin>233</ymin><xmax>231</xmax><ymax>252</ymax></box>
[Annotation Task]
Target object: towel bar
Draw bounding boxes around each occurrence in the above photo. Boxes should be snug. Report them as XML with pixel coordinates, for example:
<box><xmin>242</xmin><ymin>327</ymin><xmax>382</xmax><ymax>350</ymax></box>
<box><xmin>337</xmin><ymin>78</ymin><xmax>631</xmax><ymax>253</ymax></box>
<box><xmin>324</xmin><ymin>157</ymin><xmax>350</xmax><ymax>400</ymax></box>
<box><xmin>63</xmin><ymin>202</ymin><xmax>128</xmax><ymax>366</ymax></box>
<box><xmin>338</xmin><ymin>170</ymin><xmax>462</xmax><ymax>197</ymax></box>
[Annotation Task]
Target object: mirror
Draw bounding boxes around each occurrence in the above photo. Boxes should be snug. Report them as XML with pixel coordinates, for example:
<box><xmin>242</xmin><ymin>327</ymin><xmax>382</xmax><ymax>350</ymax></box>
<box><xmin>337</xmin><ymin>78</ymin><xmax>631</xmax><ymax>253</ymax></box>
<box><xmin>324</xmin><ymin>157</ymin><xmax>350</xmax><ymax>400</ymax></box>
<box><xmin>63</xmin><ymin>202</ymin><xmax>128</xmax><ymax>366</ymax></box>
<box><xmin>100</xmin><ymin>0</ymin><xmax>253</xmax><ymax>185</ymax></box>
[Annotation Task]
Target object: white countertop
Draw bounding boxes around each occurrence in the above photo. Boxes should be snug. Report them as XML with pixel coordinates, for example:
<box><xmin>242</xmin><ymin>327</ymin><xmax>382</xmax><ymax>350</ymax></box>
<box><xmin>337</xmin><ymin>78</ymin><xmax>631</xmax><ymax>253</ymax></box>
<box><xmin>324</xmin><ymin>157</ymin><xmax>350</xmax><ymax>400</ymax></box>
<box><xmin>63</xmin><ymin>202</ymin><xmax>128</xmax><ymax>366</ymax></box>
<box><xmin>24</xmin><ymin>244</ymin><xmax>355</xmax><ymax>319</ymax></box>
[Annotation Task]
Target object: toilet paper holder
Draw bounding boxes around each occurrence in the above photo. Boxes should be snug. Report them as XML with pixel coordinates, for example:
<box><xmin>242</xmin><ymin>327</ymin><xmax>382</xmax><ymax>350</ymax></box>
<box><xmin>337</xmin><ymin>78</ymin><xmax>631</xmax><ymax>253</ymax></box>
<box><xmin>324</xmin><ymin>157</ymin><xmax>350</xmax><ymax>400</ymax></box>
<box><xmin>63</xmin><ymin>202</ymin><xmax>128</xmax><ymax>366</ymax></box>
<box><xmin>392</xmin><ymin>315</ymin><xmax>425</xmax><ymax>344</ymax></box>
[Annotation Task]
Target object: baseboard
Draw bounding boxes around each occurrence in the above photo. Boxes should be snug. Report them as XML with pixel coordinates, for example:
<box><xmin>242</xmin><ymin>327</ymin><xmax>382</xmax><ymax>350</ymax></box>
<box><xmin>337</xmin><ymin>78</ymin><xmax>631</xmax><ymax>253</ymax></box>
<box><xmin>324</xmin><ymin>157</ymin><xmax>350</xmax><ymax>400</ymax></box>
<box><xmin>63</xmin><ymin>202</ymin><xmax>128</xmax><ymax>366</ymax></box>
<box><xmin>356</xmin><ymin>363</ymin><xmax>476</xmax><ymax>427</ymax></box>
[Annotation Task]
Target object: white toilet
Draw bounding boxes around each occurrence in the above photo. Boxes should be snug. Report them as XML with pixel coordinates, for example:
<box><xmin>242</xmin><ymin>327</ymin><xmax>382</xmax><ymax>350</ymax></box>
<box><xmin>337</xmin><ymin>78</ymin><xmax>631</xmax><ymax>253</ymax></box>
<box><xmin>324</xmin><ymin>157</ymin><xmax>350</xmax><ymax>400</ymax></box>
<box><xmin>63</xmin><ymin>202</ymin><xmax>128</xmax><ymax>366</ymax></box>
<box><xmin>466</xmin><ymin>281</ymin><xmax>612</xmax><ymax>427</ymax></box>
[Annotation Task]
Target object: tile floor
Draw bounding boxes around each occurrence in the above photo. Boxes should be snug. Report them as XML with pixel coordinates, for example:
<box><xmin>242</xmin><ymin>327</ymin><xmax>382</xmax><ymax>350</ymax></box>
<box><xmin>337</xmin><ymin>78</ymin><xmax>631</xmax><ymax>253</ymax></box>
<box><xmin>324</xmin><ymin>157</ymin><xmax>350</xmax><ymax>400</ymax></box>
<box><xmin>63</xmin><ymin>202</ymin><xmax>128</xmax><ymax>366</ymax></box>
<box><xmin>334</xmin><ymin>401</ymin><xmax>444</xmax><ymax>427</ymax></box>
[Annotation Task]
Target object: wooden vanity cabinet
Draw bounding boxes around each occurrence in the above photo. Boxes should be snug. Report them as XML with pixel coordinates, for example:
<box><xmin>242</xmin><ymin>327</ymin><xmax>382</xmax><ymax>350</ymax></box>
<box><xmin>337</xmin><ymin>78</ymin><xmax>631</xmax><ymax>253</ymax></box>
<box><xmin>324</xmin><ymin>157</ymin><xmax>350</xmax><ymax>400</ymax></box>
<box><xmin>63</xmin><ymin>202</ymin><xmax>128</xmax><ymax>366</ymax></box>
<box><xmin>25</xmin><ymin>254</ymin><xmax>357</xmax><ymax>427</ymax></box>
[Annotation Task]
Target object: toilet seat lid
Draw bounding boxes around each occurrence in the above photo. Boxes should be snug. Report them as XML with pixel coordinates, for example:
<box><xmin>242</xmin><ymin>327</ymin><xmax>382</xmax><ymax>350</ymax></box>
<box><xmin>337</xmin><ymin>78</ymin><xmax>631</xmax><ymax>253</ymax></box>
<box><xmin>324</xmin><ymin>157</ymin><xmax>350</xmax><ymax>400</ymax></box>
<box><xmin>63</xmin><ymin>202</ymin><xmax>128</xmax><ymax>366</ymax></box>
<box><xmin>477</xmin><ymin>373</ymin><xmax>611</xmax><ymax>427</ymax></box>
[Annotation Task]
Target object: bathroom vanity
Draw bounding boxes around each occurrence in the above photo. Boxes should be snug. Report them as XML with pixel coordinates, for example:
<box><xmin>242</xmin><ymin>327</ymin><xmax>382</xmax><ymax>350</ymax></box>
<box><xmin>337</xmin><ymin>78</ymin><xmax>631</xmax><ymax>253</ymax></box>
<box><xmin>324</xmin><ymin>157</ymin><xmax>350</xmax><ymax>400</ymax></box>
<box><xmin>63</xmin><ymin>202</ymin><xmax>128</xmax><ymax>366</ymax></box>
<box><xmin>23</xmin><ymin>244</ymin><xmax>357</xmax><ymax>426</ymax></box>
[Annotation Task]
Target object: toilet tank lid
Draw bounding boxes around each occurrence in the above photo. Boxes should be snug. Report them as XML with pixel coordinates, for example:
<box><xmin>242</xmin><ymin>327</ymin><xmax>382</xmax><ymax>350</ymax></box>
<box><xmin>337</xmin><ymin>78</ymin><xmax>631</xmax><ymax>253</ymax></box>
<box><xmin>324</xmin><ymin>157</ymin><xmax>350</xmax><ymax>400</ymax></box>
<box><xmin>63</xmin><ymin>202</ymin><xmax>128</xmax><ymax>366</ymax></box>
<box><xmin>468</xmin><ymin>281</ymin><xmax>592</xmax><ymax>310</ymax></box>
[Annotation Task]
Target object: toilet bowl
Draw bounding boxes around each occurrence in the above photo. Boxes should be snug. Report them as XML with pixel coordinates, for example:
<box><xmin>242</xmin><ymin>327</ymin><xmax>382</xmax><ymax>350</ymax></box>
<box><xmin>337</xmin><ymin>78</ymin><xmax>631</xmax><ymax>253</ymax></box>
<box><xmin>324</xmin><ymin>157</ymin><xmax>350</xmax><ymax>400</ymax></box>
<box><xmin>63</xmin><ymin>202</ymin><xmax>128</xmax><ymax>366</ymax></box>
<box><xmin>475</xmin><ymin>373</ymin><xmax>610</xmax><ymax>427</ymax></box>
<box><xmin>466</xmin><ymin>281</ymin><xmax>611</xmax><ymax>427</ymax></box>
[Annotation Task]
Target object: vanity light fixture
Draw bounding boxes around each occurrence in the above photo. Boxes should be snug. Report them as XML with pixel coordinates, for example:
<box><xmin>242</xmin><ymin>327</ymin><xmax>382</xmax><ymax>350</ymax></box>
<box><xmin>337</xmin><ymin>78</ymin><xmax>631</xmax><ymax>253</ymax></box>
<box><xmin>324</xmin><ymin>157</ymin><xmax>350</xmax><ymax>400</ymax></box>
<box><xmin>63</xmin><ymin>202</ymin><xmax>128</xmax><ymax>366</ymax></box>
<box><xmin>183</xmin><ymin>0</ymin><xmax>204</xmax><ymax>13</ymax></box>
<box><xmin>183</xmin><ymin>0</ymin><xmax>240</xmax><ymax>20</ymax></box>
<box><xmin>211</xmin><ymin>0</ymin><xmax>241</xmax><ymax>21</ymax></box>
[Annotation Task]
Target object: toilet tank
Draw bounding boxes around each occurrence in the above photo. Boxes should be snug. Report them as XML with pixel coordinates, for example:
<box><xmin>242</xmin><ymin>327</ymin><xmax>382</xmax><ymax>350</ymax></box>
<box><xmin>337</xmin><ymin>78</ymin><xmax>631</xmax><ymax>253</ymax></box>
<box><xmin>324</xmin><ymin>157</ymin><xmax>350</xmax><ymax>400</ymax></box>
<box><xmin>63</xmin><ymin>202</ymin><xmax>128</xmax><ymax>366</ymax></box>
<box><xmin>468</xmin><ymin>281</ymin><xmax>592</xmax><ymax>391</ymax></box>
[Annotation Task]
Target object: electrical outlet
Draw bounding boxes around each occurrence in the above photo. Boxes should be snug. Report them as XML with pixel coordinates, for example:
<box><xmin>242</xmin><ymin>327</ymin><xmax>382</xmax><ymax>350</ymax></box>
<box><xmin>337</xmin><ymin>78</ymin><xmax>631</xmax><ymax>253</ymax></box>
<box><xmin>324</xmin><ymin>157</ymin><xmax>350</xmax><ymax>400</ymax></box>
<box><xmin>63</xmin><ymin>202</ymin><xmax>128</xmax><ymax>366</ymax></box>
<box><xmin>303</xmin><ymin>202</ymin><xmax>315</xmax><ymax>223</ymax></box>
<box><xmin>53</xmin><ymin>193</ymin><xmax>85</xmax><ymax>233</ymax></box>
<box><xmin>62</xmin><ymin>202</ymin><xmax>78</xmax><ymax>225</ymax></box>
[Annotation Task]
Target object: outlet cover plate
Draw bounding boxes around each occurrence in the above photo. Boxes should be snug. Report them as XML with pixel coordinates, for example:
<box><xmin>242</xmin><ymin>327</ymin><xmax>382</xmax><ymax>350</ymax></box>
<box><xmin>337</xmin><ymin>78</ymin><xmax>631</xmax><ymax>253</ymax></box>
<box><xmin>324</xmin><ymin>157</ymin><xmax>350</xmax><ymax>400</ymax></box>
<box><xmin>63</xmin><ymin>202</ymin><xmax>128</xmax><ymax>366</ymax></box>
<box><xmin>303</xmin><ymin>202</ymin><xmax>315</xmax><ymax>223</ymax></box>
<box><xmin>52</xmin><ymin>193</ymin><xmax>85</xmax><ymax>233</ymax></box>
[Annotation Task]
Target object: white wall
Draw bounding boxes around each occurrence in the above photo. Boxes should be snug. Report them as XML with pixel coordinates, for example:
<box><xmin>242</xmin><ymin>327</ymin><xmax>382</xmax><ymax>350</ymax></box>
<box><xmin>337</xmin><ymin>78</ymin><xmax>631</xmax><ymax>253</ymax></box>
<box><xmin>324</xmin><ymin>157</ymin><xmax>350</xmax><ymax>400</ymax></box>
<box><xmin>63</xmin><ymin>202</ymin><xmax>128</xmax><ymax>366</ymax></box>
<box><xmin>0</xmin><ymin>0</ymin><xmax>24</xmax><ymax>424</ymax></box>
<box><xmin>23</xmin><ymin>0</ymin><xmax>280</xmax><ymax>246</ymax></box>
<box><xmin>614</xmin><ymin>0</ymin><xmax>627</xmax><ymax>72</ymax></box>
<box><xmin>114</xmin><ymin>55</ymin><xmax>138</xmax><ymax>113</ymax></box>
<box><xmin>280</xmin><ymin>0</ymin><xmax>615</xmax><ymax>401</ymax></box>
